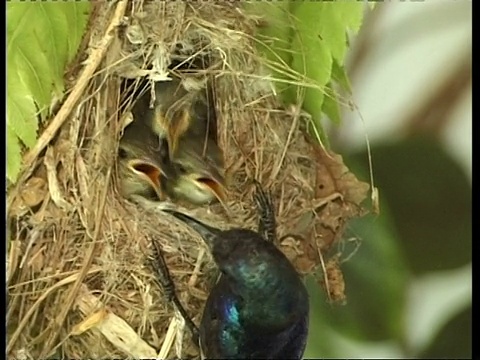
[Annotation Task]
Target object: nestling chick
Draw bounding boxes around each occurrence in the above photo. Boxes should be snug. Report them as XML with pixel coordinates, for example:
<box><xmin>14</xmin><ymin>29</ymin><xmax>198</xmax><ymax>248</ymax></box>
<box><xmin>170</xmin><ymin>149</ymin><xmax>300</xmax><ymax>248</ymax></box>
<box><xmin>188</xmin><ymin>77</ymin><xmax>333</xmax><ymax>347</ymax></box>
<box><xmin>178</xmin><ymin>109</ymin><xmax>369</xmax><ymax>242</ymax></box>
<box><xmin>117</xmin><ymin>120</ymin><xmax>169</xmax><ymax>201</ymax></box>
<box><xmin>129</xmin><ymin>76</ymin><xmax>227</xmax><ymax>207</ymax></box>
<box><xmin>162</xmin><ymin>130</ymin><xmax>226</xmax><ymax>206</ymax></box>
<box><xmin>133</xmin><ymin>77</ymin><xmax>199</xmax><ymax>159</ymax></box>
<box><xmin>163</xmin><ymin>182</ymin><xmax>310</xmax><ymax>359</ymax></box>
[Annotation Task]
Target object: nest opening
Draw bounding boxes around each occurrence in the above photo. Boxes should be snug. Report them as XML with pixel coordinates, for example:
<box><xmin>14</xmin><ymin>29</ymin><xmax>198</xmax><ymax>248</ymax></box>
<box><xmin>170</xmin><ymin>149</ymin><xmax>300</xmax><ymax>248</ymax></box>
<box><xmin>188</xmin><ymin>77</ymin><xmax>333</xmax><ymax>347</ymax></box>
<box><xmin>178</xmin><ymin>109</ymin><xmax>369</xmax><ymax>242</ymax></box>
<box><xmin>7</xmin><ymin>2</ymin><xmax>369</xmax><ymax>359</ymax></box>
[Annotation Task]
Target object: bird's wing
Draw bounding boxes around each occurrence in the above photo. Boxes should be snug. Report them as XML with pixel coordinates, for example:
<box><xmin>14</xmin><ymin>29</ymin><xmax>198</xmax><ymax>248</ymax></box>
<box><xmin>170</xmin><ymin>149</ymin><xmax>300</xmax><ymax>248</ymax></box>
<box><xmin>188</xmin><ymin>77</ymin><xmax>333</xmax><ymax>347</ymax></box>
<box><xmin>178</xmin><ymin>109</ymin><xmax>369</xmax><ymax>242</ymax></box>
<box><xmin>271</xmin><ymin>314</ymin><xmax>309</xmax><ymax>359</ymax></box>
<box><xmin>200</xmin><ymin>280</ymin><xmax>245</xmax><ymax>359</ymax></box>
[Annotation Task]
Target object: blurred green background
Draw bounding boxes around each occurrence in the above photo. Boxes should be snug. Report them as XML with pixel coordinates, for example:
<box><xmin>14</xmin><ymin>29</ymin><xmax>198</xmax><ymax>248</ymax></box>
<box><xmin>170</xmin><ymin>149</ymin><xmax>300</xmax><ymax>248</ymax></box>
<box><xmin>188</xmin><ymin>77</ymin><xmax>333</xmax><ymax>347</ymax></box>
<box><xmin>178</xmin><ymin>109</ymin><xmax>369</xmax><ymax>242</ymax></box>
<box><xmin>304</xmin><ymin>3</ymin><xmax>472</xmax><ymax>358</ymax></box>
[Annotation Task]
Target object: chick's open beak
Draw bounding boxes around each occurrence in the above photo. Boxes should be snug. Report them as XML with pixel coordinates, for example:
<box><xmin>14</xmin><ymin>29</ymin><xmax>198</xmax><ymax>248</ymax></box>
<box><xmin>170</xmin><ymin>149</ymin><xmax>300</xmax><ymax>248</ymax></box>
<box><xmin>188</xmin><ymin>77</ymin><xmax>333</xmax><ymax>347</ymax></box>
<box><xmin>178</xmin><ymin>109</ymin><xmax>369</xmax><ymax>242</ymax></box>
<box><xmin>196</xmin><ymin>177</ymin><xmax>227</xmax><ymax>203</ymax></box>
<box><xmin>166</xmin><ymin>109</ymin><xmax>191</xmax><ymax>158</ymax></box>
<box><xmin>128</xmin><ymin>159</ymin><xmax>164</xmax><ymax>199</ymax></box>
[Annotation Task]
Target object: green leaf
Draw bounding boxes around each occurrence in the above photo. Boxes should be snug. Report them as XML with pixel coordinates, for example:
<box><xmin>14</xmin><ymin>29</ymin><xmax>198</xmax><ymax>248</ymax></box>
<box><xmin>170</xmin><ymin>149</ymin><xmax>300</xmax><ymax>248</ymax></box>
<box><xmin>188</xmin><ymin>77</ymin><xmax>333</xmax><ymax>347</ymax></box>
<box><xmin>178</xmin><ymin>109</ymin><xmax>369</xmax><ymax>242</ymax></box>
<box><xmin>305</xmin><ymin>272</ymin><xmax>406</xmax><ymax>358</ymax></box>
<box><xmin>288</xmin><ymin>2</ymin><xmax>365</xmax><ymax>138</ymax></box>
<box><xmin>7</xmin><ymin>6</ymin><xmax>53</xmax><ymax>115</ymax></box>
<box><xmin>332</xmin><ymin>58</ymin><xmax>352</xmax><ymax>94</ymax></box>
<box><xmin>323</xmin><ymin>3</ymin><xmax>365</xmax><ymax>63</ymax></box>
<box><xmin>289</xmin><ymin>3</ymin><xmax>333</xmax><ymax>137</ymax></box>
<box><xmin>335</xmin><ymin>2</ymin><xmax>365</xmax><ymax>36</ymax></box>
<box><xmin>62</xmin><ymin>2</ymin><xmax>91</xmax><ymax>60</ymax></box>
<box><xmin>7</xmin><ymin>70</ymin><xmax>39</xmax><ymax>148</ymax></box>
<box><xmin>321</xmin><ymin>83</ymin><xmax>342</xmax><ymax>124</ymax></box>
<box><xmin>405</xmin><ymin>264</ymin><xmax>472</xmax><ymax>355</ymax></box>
<box><xmin>420</xmin><ymin>305</ymin><xmax>472</xmax><ymax>358</ymax></box>
<box><xmin>6</xmin><ymin>2</ymin><xmax>90</xmax><ymax>184</ymax></box>
<box><xmin>243</xmin><ymin>2</ymin><xmax>293</xmax><ymax>95</ymax></box>
<box><xmin>7</xmin><ymin>125</ymin><xmax>24</xmax><ymax>184</ymax></box>
<box><xmin>291</xmin><ymin>2</ymin><xmax>365</xmax><ymax>66</ymax></box>
<box><xmin>350</xmin><ymin>137</ymin><xmax>472</xmax><ymax>273</ymax></box>
<box><xmin>339</xmin><ymin>212</ymin><xmax>410</xmax><ymax>341</ymax></box>
<box><xmin>246</xmin><ymin>2</ymin><xmax>366</xmax><ymax>141</ymax></box>
<box><xmin>7</xmin><ymin>2</ymin><xmax>90</xmax><ymax>97</ymax></box>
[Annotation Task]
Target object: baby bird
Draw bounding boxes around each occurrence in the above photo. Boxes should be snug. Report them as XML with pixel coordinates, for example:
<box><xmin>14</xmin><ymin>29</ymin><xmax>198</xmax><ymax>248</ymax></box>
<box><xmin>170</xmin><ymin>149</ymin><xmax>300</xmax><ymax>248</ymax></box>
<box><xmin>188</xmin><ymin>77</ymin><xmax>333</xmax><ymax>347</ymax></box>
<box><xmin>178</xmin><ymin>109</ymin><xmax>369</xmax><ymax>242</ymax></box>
<box><xmin>163</xmin><ymin>182</ymin><xmax>310</xmax><ymax>359</ymax></box>
<box><xmin>127</xmin><ymin>76</ymin><xmax>227</xmax><ymax>207</ymax></box>
<box><xmin>133</xmin><ymin>77</ymin><xmax>199</xmax><ymax>160</ymax></box>
<box><xmin>161</xmin><ymin>130</ymin><xmax>227</xmax><ymax>207</ymax></box>
<box><xmin>117</xmin><ymin>119</ymin><xmax>169</xmax><ymax>201</ymax></box>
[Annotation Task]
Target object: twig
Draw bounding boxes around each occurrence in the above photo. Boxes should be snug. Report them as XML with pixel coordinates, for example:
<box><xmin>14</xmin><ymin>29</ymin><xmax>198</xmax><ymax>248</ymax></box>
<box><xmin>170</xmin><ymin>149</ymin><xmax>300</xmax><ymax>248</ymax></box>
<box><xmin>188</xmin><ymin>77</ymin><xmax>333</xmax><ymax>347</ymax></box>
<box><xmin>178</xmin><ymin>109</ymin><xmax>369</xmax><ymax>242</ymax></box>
<box><xmin>158</xmin><ymin>317</ymin><xmax>178</xmax><ymax>359</ymax></box>
<box><xmin>18</xmin><ymin>229</ymin><xmax>40</xmax><ymax>269</ymax></box>
<box><xmin>317</xmin><ymin>238</ymin><xmax>331</xmax><ymax>303</ymax></box>
<box><xmin>188</xmin><ymin>247</ymin><xmax>205</xmax><ymax>288</ymax></box>
<box><xmin>44</xmin><ymin>147</ymin><xmax>73</xmax><ymax>211</ymax></box>
<box><xmin>174</xmin><ymin>308</ymin><xmax>186</xmax><ymax>359</ymax></box>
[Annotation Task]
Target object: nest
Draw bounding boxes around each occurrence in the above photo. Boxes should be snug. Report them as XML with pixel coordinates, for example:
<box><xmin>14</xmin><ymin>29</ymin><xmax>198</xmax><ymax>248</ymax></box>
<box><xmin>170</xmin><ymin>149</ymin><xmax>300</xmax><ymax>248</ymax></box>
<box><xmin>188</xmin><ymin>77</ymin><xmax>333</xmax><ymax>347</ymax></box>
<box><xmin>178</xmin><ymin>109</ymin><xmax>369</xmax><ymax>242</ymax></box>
<box><xmin>7</xmin><ymin>2</ymin><xmax>370</xmax><ymax>359</ymax></box>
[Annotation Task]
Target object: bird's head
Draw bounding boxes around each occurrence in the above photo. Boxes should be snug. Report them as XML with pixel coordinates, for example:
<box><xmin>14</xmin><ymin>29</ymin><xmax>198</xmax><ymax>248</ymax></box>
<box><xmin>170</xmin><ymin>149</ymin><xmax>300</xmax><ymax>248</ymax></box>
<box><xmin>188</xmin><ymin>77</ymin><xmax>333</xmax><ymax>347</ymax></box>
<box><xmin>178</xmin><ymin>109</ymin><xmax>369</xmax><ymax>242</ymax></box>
<box><xmin>162</xmin><ymin>211</ymin><xmax>289</xmax><ymax>288</ymax></box>
<box><xmin>117</xmin><ymin>136</ymin><xmax>168</xmax><ymax>201</ymax></box>
<box><xmin>170</xmin><ymin>145</ymin><xmax>227</xmax><ymax>206</ymax></box>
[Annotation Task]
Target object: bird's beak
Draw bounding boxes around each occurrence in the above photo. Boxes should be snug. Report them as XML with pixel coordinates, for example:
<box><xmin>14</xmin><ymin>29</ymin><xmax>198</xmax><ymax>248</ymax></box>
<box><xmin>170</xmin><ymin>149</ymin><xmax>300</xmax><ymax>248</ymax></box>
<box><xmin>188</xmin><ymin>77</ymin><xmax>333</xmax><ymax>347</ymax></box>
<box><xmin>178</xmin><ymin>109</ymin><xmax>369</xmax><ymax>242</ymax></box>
<box><xmin>196</xmin><ymin>176</ymin><xmax>227</xmax><ymax>203</ymax></box>
<box><xmin>164</xmin><ymin>210</ymin><xmax>221</xmax><ymax>248</ymax></box>
<box><xmin>190</xmin><ymin>162</ymin><xmax>227</xmax><ymax>202</ymax></box>
<box><xmin>128</xmin><ymin>159</ymin><xmax>164</xmax><ymax>199</ymax></box>
<box><xmin>167</xmin><ymin>109</ymin><xmax>191</xmax><ymax>158</ymax></box>
<box><xmin>192</xmin><ymin>167</ymin><xmax>233</xmax><ymax>218</ymax></box>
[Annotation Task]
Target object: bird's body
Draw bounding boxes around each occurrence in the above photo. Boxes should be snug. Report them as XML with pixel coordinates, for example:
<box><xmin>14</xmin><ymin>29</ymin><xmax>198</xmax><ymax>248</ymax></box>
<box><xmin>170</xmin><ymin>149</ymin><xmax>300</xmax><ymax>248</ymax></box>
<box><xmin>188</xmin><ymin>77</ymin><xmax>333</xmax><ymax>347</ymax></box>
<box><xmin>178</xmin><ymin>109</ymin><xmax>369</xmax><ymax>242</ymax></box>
<box><xmin>199</xmin><ymin>229</ymin><xmax>309</xmax><ymax>359</ymax></box>
<box><xmin>117</xmin><ymin>120</ymin><xmax>169</xmax><ymax>201</ymax></box>
<box><xmin>162</xmin><ymin>133</ymin><xmax>226</xmax><ymax>206</ymax></box>
<box><xmin>165</xmin><ymin>184</ymin><xmax>309</xmax><ymax>359</ymax></box>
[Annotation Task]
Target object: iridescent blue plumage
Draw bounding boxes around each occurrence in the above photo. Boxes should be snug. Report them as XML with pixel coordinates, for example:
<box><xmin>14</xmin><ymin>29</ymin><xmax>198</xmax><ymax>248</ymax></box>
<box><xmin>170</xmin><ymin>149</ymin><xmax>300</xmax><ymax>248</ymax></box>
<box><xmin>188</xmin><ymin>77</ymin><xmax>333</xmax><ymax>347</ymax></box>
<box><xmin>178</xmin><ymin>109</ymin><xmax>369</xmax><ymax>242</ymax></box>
<box><xmin>198</xmin><ymin>230</ymin><xmax>309</xmax><ymax>359</ymax></box>
<box><xmin>166</xmin><ymin>183</ymin><xmax>309</xmax><ymax>359</ymax></box>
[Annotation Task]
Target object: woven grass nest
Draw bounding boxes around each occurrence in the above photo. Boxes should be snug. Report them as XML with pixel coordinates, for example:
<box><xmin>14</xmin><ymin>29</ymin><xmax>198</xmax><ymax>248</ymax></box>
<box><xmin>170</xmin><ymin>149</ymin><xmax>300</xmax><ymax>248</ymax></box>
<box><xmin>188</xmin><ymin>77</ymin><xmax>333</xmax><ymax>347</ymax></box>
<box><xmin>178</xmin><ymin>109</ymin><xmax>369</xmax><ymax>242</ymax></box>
<box><xmin>7</xmin><ymin>2</ymin><xmax>370</xmax><ymax>359</ymax></box>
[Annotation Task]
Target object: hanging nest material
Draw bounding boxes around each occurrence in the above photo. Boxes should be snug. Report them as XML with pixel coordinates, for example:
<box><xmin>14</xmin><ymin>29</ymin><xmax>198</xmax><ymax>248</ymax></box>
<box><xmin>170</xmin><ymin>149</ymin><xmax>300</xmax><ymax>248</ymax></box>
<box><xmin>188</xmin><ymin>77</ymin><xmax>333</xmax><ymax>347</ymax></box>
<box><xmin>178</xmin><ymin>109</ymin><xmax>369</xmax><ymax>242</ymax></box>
<box><xmin>7</xmin><ymin>2</ymin><xmax>370</xmax><ymax>359</ymax></box>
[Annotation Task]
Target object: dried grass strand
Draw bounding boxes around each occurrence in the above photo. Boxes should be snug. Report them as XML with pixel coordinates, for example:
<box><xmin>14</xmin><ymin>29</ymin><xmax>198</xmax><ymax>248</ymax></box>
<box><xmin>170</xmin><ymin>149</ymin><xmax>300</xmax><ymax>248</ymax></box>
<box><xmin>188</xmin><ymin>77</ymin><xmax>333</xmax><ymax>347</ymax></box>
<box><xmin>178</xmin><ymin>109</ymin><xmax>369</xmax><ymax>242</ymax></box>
<box><xmin>7</xmin><ymin>266</ymin><xmax>104</xmax><ymax>353</ymax></box>
<box><xmin>39</xmin><ymin>168</ymin><xmax>111</xmax><ymax>358</ymax></box>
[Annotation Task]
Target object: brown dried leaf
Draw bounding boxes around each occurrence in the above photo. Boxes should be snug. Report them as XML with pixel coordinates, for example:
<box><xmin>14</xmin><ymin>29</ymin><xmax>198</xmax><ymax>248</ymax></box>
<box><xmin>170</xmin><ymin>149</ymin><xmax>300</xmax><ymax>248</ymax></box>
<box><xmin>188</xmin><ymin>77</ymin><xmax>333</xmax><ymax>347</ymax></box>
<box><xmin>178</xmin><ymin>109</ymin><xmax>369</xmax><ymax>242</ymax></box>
<box><xmin>314</xmin><ymin>146</ymin><xmax>370</xmax><ymax>205</ymax></box>
<box><xmin>44</xmin><ymin>147</ymin><xmax>73</xmax><ymax>211</ymax></box>
<box><xmin>19</xmin><ymin>177</ymin><xmax>48</xmax><ymax>208</ymax></box>
<box><xmin>8</xmin><ymin>197</ymin><xmax>29</xmax><ymax>218</ymax></box>
<box><xmin>322</xmin><ymin>254</ymin><xmax>347</xmax><ymax>304</ymax></box>
<box><xmin>75</xmin><ymin>285</ymin><xmax>157</xmax><ymax>358</ymax></box>
<box><xmin>71</xmin><ymin>309</ymin><xmax>109</xmax><ymax>336</ymax></box>
<box><xmin>291</xmin><ymin>138</ymin><xmax>370</xmax><ymax>303</ymax></box>
<box><xmin>8</xmin><ymin>177</ymin><xmax>48</xmax><ymax>218</ymax></box>
<box><xmin>295</xmin><ymin>255</ymin><xmax>317</xmax><ymax>275</ymax></box>
<box><xmin>307</xmin><ymin>140</ymin><xmax>370</xmax><ymax>253</ymax></box>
